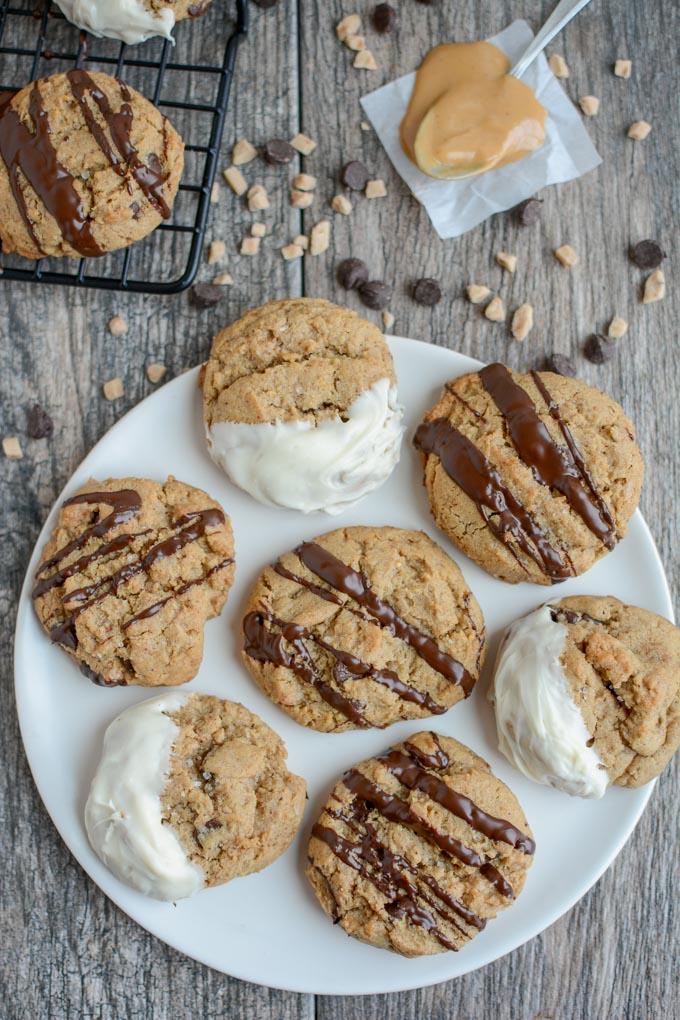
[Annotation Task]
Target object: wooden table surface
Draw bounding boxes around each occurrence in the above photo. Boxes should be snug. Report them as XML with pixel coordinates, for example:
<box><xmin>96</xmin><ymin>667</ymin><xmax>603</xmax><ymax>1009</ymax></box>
<box><xmin>1</xmin><ymin>1</ymin><xmax>677</xmax><ymax>1017</ymax></box>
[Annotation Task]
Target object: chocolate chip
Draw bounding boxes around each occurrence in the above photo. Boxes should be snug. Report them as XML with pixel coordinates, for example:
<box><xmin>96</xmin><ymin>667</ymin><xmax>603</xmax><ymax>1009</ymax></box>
<box><xmin>514</xmin><ymin>197</ymin><xmax>543</xmax><ymax>226</ymax></box>
<box><xmin>412</xmin><ymin>277</ymin><xmax>442</xmax><ymax>306</ymax></box>
<box><xmin>584</xmin><ymin>334</ymin><xmax>616</xmax><ymax>364</ymax></box>
<box><xmin>26</xmin><ymin>403</ymin><xmax>53</xmax><ymax>439</ymax></box>
<box><xmin>359</xmin><ymin>280</ymin><xmax>392</xmax><ymax>310</ymax></box>
<box><xmin>263</xmin><ymin>138</ymin><xmax>295</xmax><ymax>165</ymax></box>
<box><xmin>629</xmin><ymin>239</ymin><xmax>666</xmax><ymax>270</ymax></box>
<box><xmin>189</xmin><ymin>283</ymin><xmax>225</xmax><ymax>309</ymax></box>
<box><xmin>337</xmin><ymin>257</ymin><xmax>369</xmax><ymax>290</ymax></box>
<box><xmin>543</xmin><ymin>354</ymin><xmax>576</xmax><ymax>377</ymax></box>
<box><xmin>373</xmin><ymin>3</ymin><xmax>397</xmax><ymax>32</ymax></box>
<box><xmin>205</xmin><ymin>818</ymin><xmax>222</xmax><ymax>830</ymax></box>
<box><xmin>341</xmin><ymin>160</ymin><xmax>370</xmax><ymax>191</ymax></box>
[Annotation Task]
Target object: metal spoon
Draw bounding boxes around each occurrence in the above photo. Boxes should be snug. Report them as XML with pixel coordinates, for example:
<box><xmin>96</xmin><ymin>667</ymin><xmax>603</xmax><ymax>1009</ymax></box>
<box><xmin>510</xmin><ymin>0</ymin><xmax>594</xmax><ymax>80</ymax></box>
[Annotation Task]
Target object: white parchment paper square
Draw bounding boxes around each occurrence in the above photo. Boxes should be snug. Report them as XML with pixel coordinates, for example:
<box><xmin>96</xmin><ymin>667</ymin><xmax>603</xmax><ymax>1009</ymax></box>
<box><xmin>360</xmin><ymin>20</ymin><xmax>602</xmax><ymax>239</ymax></box>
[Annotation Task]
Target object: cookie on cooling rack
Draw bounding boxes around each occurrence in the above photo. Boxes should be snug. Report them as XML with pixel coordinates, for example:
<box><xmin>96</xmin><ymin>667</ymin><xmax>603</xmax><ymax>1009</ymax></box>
<box><xmin>306</xmin><ymin>730</ymin><xmax>535</xmax><ymax>957</ymax></box>
<box><xmin>54</xmin><ymin>1</ymin><xmax>213</xmax><ymax>46</ymax></box>
<box><xmin>32</xmin><ymin>475</ymin><xmax>234</xmax><ymax>688</ymax></box>
<box><xmin>0</xmin><ymin>71</ymin><xmax>184</xmax><ymax>259</ymax></box>
<box><xmin>491</xmin><ymin>597</ymin><xmax>680</xmax><ymax>796</ymax></box>
<box><xmin>86</xmin><ymin>692</ymin><xmax>306</xmax><ymax>900</ymax></box>
<box><xmin>414</xmin><ymin>363</ymin><xmax>643</xmax><ymax>585</ymax></box>
<box><xmin>242</xmin><ymin>525</ymin><xmax>485</xmax><ymax>731</ymax></box>
<box><xmin>202</xmin><ymin>298</ymin><xmax>405</xmax><ymax>514</ymax></box>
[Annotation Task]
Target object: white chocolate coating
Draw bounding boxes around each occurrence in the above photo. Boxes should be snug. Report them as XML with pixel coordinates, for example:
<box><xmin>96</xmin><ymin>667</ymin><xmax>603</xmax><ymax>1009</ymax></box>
<box><xmin>490</xmin><ymin>605</ymin><xmax>608</xmax><ymax>799</ymax></box>
<box><xmin>55</xmin><ymin>1</ymin><xmax>176</xmax><ymax>46</ymax></box>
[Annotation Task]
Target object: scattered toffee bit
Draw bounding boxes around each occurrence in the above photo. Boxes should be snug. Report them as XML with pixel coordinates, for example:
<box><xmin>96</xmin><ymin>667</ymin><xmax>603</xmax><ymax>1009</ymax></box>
<box><xmin>359</xmin><ymin>279</ymin><xmax>392</xmax><ymax>310</ymax></box>
<box><xmin>26</xmin><ymin>404</ymin><xmax>53</xmax><ymax>439</ymax></box>
<box><xmin>232</xmin><ymin>138</ymin><xmax>257</xmax><ymax>166</ymax></box>
<box><xmin>412</xmin><ymin>278</ymin><xmax>442</xmax><ymax>306</ymax></box>
<box><xmin>208</xmin><ymin>239</ymin><xmax>226</xmax><ymax>264</ymax></box>
<box><xmin>337</xmin><ymin>257</ymin><xmax>369</xmax><ymax>290</ymax></box>
<box><xmin>373</xmin><ymin>3</ymin><xmax>397</xmax><ymax>32</ymax></box>
<box><xmin>513</xmin><ymin>197</ymin><xmax>543</xmax><ymax>226</ymax></box>
<box><xmin>102</xmin><ymin>378</ymin><xmax>124</xmax><ymax>401</ymax></box>
<box><xmin>190</xmin><ymin>283</ymin><xmax>225</xmax><ymax>309</ymax></box>
<box><xmin>3</xmin><ymin>436</ymin><xmax>22</xmax><ymax>460</ymax></box>
<box><xmin>263</xmin><ymin>138</ymin><xmax>295</xmax><ymax>165</ymax></box>
<box><xmin>584</xmin><ymin>334</ymin><xmax>616</xmax><ymax>364</ymax></box>
<box><xmin>354</xmin><ymin>50</ymin><xmax>378</xmax><ymax>70</ymax></box>
<box><xmin>341</xmin><ymin>160</ymin><xmax>370</xmax><ymax>191</ymax></box>
<box><xmin>629</xmin><ymin>239</ymin><xmax>666</xmax><ymax>270</ymax></box>
<box><xmin>642</xmin><ymin>269</ymin><xmax>665</xmax><ymax>304</ymax></box>
<box><xmin>543</xmin><ymin>354</ymin><xmax>576</xmax><ymax>377</ymax></box>
<box><xmin>108</xmin><ymin>314</ymin><xmax>128</xmax><ymax>337</ymax></box>
<box><xmin>365</xmin><ymin>178</ymin><xmax>387</xmax><ymax>199</ymax></box>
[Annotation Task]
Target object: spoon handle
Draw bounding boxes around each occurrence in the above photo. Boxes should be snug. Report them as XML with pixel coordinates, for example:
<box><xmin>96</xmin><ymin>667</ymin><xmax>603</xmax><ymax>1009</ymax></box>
<box><xmin>510</xmin><ymin>0</ymin><xmax>594</xmax><ymax>79</ymax></box>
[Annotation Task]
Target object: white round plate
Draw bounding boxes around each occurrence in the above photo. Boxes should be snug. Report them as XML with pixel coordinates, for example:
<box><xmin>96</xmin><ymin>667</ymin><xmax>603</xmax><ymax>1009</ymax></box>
<box><xmin>15</xmin><ymin>339</ymin><xmax>673</xmax><ymax>995</ymax></box>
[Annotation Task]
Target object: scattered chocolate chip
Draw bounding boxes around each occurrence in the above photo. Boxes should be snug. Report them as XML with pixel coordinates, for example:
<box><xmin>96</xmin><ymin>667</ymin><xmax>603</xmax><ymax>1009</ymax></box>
<box><xmin>341</xmin><ymin>160</ymin><xmax>370</xmax><ymax>191</ymax></box>
<box><xmin>189</xmin><ymin>283</ymin><xmax>225</xmax><ymax>309</ymax></box>
<box><xmin>412</xmin><ymin>277</ymin><xmax>442</xmax><ymax>306</ymax></box>
<box><xmin>26</xmin><ymin>403</ymin><xmax>53</xmax><ymax>439</ymax></box>
<box><xmin>373</xmin><ymin>3</ymin><xmax>397</xmax><ymax>32</ymax></box>
<box><xmin>514</xmin><ymin>197</ymin><xmax>543</xmax><ymax>226</ymax></box>
<box><xmin>584</xmin><ymin>333</ymin><xmax>616</xmax><ymax>364</ymax></box>
<box><xmin>629</xmin><ymin>239</ymin><xmax>666</xmax><ymax>270</ymax></box>
<box><xmin>359</xmin><ymin>280</ymin><xmax>392</xmax><ymax>310</ymax></box>
<box><xmin>543</xmin><ymin>354</ymin><xmax>576</xmax><ymax>377</ymax></box>
<box><xmin>337</xmin><ymin>257</ymin><xmax>369</xmax><ymax>290</ymax></box>
<box><xmin>263</xmin><ymin>138</ymin><xmax>295</xmax><ymax>165</ymax></box>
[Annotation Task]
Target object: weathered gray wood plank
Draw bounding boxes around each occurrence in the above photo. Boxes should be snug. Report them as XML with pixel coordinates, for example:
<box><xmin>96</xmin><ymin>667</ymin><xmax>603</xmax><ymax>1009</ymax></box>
<box><xmin>0</xmin><ymin>0</ymin><xmax>677</xmax><ymax>1017</ymax></box>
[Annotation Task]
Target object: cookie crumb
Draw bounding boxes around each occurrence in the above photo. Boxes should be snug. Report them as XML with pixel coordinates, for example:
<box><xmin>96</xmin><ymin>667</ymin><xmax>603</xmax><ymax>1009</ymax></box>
<box><xmin>293</xmin><ymin>173</ymin><xmax>317</xmax><ymax>192</ymax></box>
<box><xmin>554</xmin><ymin>244</ymin><xmax>579</xmax><ymax>267</ymax></box>
<box><xmin>345</xmin><ymin>34</ymin><xmax>366</xmax><ymax>52</ymax></box>
<box><xmin>223</xmin><ymin>166</ymin><xmax>248</xmax><ymax>196</ymax></box>
<box><xmin>290</xmin><ymin>189</ymin><xmax>314</xmax><ymax>209</ymax></box>
<box><xmin>251</xmin><ymin>222</ymin><xmax>267</xmax><ymax>237</ymax></box>
<box><xmin>607</xmin><ymin>316</ymin><xmax>628</xmax><ymax>339</ymax></box>
<box><xmin>614</xmin><ymin>59</ymin><xmax>632</xmax><ymax>79</ymax></box>
<box><xmin>365</xmin><ymin>178</ymin><xmax>387</xmax><ymax>199</ymax></box>
<box><xmin>108</xmin><ymin>315</ymin><xmax>128</xmax><ymax>337</ymax></box>
<box><xmin>210</xmin><ymin>182</ymin><xmax>220</xmax><ymax>204</ymax></box>
<box><xmin>208</xmin><ymin>239</ymin><xmax>226</xmax><ymax>264</ymax></box>
<box><xmin>382</xmin><ymin>310</ymin><xmax>395</xmax><ymax>330</ymax></box>
<box><xmin>511</xmin><ymin>303</ymin><xmax>534</xmax><ymax>340</ymax></box>
<box><xmin>2</xmin><ymin>436</ymin><xmax>22</xmax><ymax>460</ymax></box>
<box><xmin>293</xmin><ymin>234</ymin><xmax>309</xmax><ymax>250</ymax></box>
<box><xmin>281</xmin><ymin>243</ymin><xmax>304</xmax><ymax>261</ymax></box>
<box><xmin>627</xmin><ymin>120</ymin><xmax>651</xmax><ymax>140</ymax></box>
<box><xmin>213</xmin><ymin>272</ymin><xmax>234</xmax><ymax>286</ymax></box>
<box><xmin>336</xmin><ymin>14</ymin><xmax>361</xmax><ymax>41</ymax></box>
<box><xmin>232</xmin><ymin>138</ymin><xmax>257</xmax><ymax>166</ymax></box>
<box><xmin>240</xmin><ymin>236</ymin><xmax>260</xmax><ymax>256</ymax></box>
<box><xmin>354</xmin><ymin>49</ymin><xmax>378</xmax><ymax>71</ymax></box>
<box><xmin>466</xmin><ymin>283</ymin><xmax>491</xmax><ymax>304</ymax></box>
<box><xmin>310</xmin><ymin>219</ymin><xmax>331</xmax><ymax>256</ymax></box>
<box><xmin>290</xmin><ymin>132</ymin><xmax>317</xmax><ymax>155</ymax></box>
<box><xmin>331</xmin><ymin>194</ymin><xmax>353</xmax><ymax>215</ymax></box>
<box><xmin>579</xmin><ymin>95</ymin><xmax>600</xmax><ymax>117</ymax></box>
<box><xmin>484</xmin><ymin>296</ymin><xmax>506</xmax><ymax>322</ymax></box>
<box><xmin>496</xmin><ymin>251</ymin><xmax>517</xmax><ymax>273</ymax></box>
<box><xmin>146</xmin><ymin>363</ymin><xmax>166</xmax><ymax>384</ymax></box>
<box><xmin>548</xmin><ymin>54</ymin><xmax>570</xmax><ymax>78</ymax></box>
<box><xmin>642</xmin><ymin>269</ymin><xmax>665</xmax><ymax>304</ymax></box>
<box><xmin>247</xmin><ymin>185</ymin><xmax>270</xmax><ymax>211</ymax></box>
<box><xmin>103</xmin><ymin>377</ymin><xmax>124</xmax><ymax>401</ymax></box>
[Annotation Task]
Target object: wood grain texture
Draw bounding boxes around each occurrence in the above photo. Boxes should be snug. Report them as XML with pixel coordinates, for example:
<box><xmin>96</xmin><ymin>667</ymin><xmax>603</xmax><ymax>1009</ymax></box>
<box><xmin>0</xmin><ymin>1</ymin><xmax>677</xmax><ymax>1017</ymax></box>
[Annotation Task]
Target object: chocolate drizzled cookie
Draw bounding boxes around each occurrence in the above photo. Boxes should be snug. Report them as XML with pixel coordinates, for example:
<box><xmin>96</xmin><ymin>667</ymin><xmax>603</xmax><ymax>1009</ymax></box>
<box><xmin>307</xmin><ymin>731</ymin><xmax>534</xmax><ymax>957</ymax></box>
<box><xmin>32</xmin><ymin>476</ymin><xmax>234</xmax><ymax>687</ymax></box>
<box><xmin>415</xmin><ymin>363</ymin><xmax>643</xmax><ymax>585</ymax></box>
<box><xmin>242</xmin><ymin>526</ymin><xmax>485</xmax><ymax>731</ymax></box>
<box><xmin>0</xmin><ymin>71</ymin><xmax>184</xmax><ymax>259</ymax></box>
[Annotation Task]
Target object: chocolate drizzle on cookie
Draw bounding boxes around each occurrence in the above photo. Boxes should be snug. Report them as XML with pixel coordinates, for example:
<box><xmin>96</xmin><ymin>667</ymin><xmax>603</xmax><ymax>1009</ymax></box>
<box><xmin>414</xmin><ymin>417</ymin><xmax>571</xmax><ymax>582</ymax></box>
<box><xmin>32</xmin><ymin>488</ymin><xmax>227</xmax><ymax>683</ymax></box>
<box><xmin>480</xmin><ymin>364</ymin><xmax>616</xmax><ymax>549</ymax></box>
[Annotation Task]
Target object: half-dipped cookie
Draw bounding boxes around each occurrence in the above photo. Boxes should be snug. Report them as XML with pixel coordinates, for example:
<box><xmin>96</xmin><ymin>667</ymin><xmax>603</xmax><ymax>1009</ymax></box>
<box><xmin>414</xmin><ymin>364</ymin><xmax>643</xmax><ymax>585</ymax></box>
<box><xmin>32</xmin><ymin>476</ymin><xmax>234</xmax><ymax>687</ymax></box>
<box><xmin>306</xmin><ymin>730</ymin><xmax>535</xmax><ymax>957</ymax></box>
<box><xmin>0</xmin><ymin>71</ymin><xmax>184</xmax><ymax>259</ymax></box>
<box><xmin>55</xmin><ymin>1</ymin><xmax>213</xmax><ymax>45</ymax></box>
<box><xmin>202</xmin><ymin>298</ymin><xmax>405</xmax><ymax>514</ymax></box>
<box><xmin>490</xmin><ymin>597</ymin><xmax>680</xmax><ymax>796</ymax></box>
<box><xmin>86</xmin><ymin>693</ymin><xmax>306</xmax><ymax>900</ymax></box>
<box><xmin>242</xmin><ymin>526</ymin><xmax>485</xmax><ymax>731</ymax></box>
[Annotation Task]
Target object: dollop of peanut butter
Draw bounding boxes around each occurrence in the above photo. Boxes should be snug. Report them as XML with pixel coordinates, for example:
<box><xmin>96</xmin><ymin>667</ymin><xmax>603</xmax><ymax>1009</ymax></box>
<box><xmin>401</xmin><ymin>41</ymin><xmax>547</xmax><ymax>180</ymax></box>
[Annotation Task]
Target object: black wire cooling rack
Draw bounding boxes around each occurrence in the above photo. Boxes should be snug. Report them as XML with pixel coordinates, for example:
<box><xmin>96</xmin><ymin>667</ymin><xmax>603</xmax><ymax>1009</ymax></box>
<box><xmin>0</xmin><ymin>0</ymin><xmax>248</xmax><ymax>293</ymax></box>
